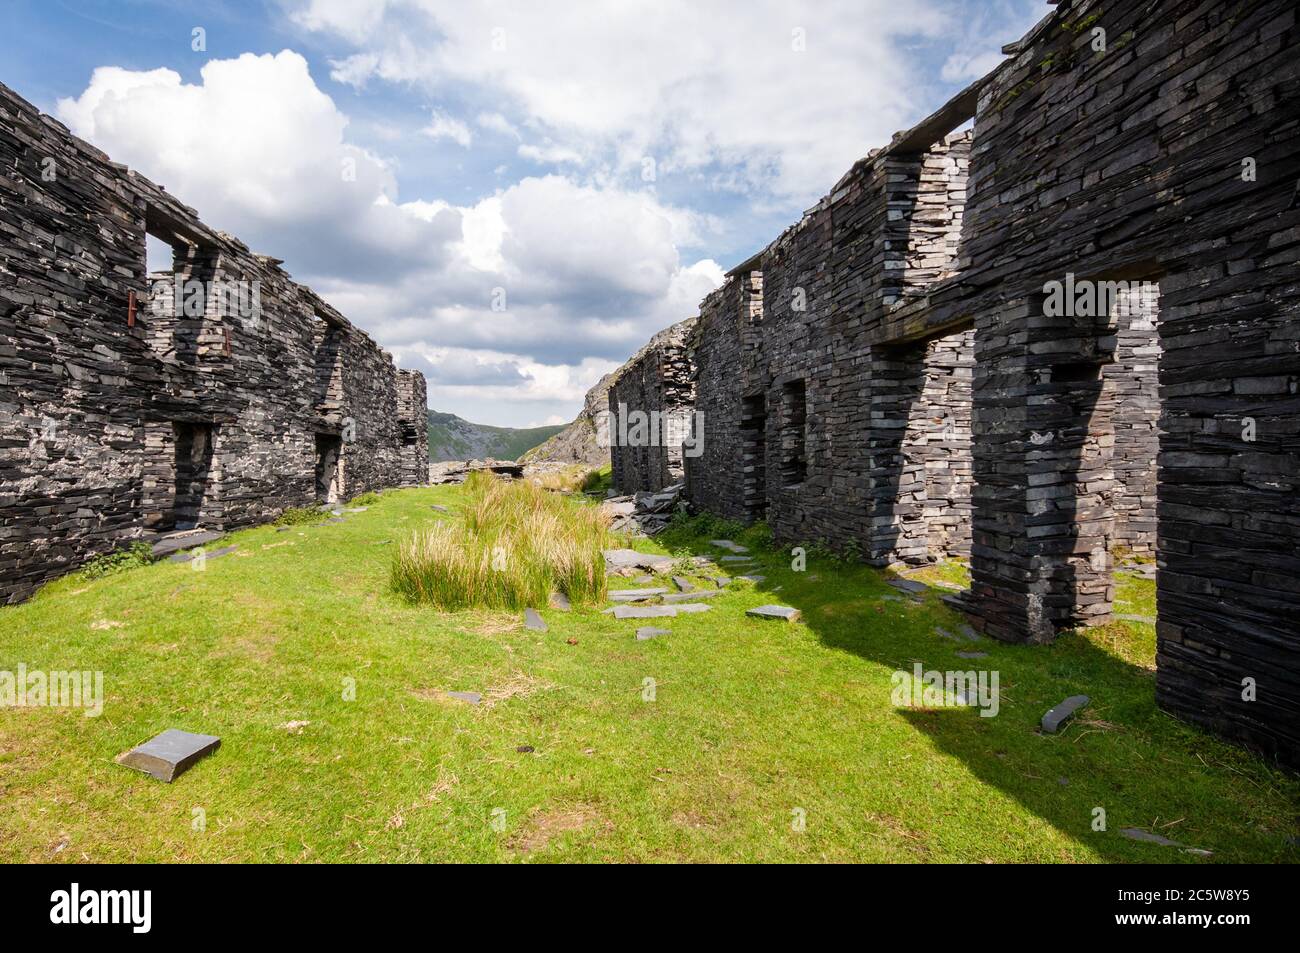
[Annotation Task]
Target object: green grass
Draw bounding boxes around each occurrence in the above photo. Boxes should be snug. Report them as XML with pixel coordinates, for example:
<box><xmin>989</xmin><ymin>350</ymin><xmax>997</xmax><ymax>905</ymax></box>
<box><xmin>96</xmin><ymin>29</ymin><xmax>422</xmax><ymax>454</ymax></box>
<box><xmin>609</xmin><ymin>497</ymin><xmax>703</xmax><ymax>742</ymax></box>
<box><xmin>0</xmin><ymin>486</ymin><xmax>1295</xmax><ymax>863</ymax></box>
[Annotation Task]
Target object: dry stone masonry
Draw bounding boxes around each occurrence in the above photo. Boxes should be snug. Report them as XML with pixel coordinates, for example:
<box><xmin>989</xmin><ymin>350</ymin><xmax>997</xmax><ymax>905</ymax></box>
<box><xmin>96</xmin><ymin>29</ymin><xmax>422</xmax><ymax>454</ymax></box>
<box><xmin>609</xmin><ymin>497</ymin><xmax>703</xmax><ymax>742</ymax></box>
<box><xmin>606</xmin><ymin>317</ymin><xmax>696</xmax><ymax>493</ymax></box>
<box><xmin>616</xmin><ymin>0</ymin><xmax>1300</xmax><ymax>766</ymax></box>
<box><xmin>0</xmin><ymin>81</ymin><xmax>427</xmax><ymax>603</ymax></box>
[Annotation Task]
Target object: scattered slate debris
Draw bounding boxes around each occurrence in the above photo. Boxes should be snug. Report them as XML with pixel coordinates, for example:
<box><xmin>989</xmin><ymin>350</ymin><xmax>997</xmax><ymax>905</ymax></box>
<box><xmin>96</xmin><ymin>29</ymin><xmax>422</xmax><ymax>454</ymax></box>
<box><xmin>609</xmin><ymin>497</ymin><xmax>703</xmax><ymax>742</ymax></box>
<box><xmin>957</xmin><ymin>624</ymin><xmax>980</xmax><ymax>641</ymax></box>
<box><xmin>663</xmin><ymin>590</ymin><xmax>721</xmax><ymax>603</ymax></box>
<box><xmin>955</xmin><ymin>651</ymin><xmax>988</xmax><ymax>659</ymax></box>
<box><xmin>746</xmin><ymin>605</ymin><xmax>801</xmax><ymax>622</ymax></box>
<box><xmin>118</xmin><ymin>729</ymin><xmax>220</xmax><ymax>783</ymax></box>
<box><xmin>636</xmin><ymin>627</ymin><xmax>670</xmax><ymax>641</ymax></box>
<box><xmin>710</xmin><ymin>539</ymin><xmax>749</xmax><ymax>553</ymax></box>
<box><xmin>671</xmin><ymin>576</ymin><xmax>695</xmax><ymax>592</ymax></box>
<box><xmin>430</xmin><ymin>504</ymin><xmax>450</xmax><ymax>512</ymax></box>
<box><xmin>523</xmin><ymin>608</ymin><xmax>548</xmax><ymax>632</ymax></box>
<box><xmin>714</xmin><ymin>576</ymin><xmax>732</xmax><ymax>587</ymax></box>
<box><xmin>886</xmin><ymin>578</ymin><xmax>928</xmax><ymax>594</ymax></box>
<box><xmin>613</xmin><ymin>605</ymin><xmax>677</xmax><ymax>619</ymax></box>
<box><xmin>1041</xmin><ymin>695</ymin><xmax>1090</xmax><ymax>734</ymax></box>
<box><xmin>549</xmin><ymin>592</ymin><xmax>571</xmax><ymax>611</ymax></box>
<box><xmin>446</xmin><ymin>691</ymin><xmax>482</xmax><ymax>705</ymax></box>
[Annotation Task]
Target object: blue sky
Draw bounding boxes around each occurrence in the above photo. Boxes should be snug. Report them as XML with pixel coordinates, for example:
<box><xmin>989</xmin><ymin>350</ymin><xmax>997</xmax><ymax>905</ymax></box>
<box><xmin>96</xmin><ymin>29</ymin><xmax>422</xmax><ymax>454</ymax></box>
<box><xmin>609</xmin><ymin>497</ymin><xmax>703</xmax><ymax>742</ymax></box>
<box><xmin>0</xmin><ymin>0</ymin><xmax>1046</xmax><ymax>427</ymax></box>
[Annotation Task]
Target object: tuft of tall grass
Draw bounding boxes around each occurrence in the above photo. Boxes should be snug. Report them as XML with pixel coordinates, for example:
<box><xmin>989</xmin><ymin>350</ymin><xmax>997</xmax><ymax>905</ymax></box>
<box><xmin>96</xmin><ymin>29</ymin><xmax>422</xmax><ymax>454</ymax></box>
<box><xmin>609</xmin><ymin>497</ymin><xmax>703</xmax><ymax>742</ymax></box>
<box><xmin>392</xmin><ymin>472</ymin><xmax>613</xmax><ymax>609</ymax></box>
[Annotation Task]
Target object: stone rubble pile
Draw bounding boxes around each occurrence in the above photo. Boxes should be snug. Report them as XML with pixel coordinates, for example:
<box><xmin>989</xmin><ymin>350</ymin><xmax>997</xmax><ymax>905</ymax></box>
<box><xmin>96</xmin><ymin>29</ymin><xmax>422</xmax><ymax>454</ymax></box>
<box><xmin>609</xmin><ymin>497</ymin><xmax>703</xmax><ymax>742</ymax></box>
<box><xmin>599</xmin><ymin>481</ymin><xmax>686</xmax><ymax>536</ymax></box>
<box><xmin>427</xmin><ymin>458</ymin><xmax>525</xmax><ymax>485</ymax></box>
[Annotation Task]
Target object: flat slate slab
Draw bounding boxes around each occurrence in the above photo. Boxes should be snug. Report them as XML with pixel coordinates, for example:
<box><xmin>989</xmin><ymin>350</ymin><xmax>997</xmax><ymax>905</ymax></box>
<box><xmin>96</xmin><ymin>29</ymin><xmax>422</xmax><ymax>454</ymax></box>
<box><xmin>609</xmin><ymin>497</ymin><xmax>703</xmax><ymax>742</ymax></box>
<box><xmin>430</xmin><ymin>504</ymin><xmax>450</xmax><ymax>512</ymax></box>
<box><xmin>663</xmin><ymin>590</ymin><xmax>721</xmax><ymax>603</ymax></box>
<box><xmin>720</xmin><ymin>555</ymin><xmax>756</xmax><ymax>563</ymax></box>
<box><xmin>608</xmin><ymin>587</ymin><xmax>668</xmax><ymax>602</ymax></box>
<box><xmin>672</xmin><ymin>603</ymin><xmax>713</xmax><ymax>614</ymax></box>
<box><xmin>955</xmin><ymin>651</ymin><xmax>988</xmax><ymax>659</ymax></box>
<box><xmin>446</xmin><ymin>691</ymin><xmax>482</xmax><ymax>705</ymax></box>
<box><xmin>603</xmin><ymin>548</ymin><xmax>673</xmax><ymax>572</ymax></box>
<box><xmin>549</xmin><ymin>592</ymin><xmax>571</xmax><ymax>611</ymax></box>
<box><xmin>1041</xmin><ymin>694</ymin><xmax>1090</xmax><ymax>734</ymax></box>
<box><xmin>636</xmin><ymin>627</ymin><xmax>670</xmax><ymax>641</ymax></box>
<box><xmin>735</xmin><ymin>574</ymin><xmax>766</xmax><ymax>584</ymax></box>
<box><xmin>168</xmin><ymin>545</ymin><xmax>238</xmax><ymax>564</ymax></box>
<box><xmin>613</xmin><ymin>605</ymin><xmax>677</xmax><ymax>619</ymax></box>
<box><xmin>118</xmin><ymin>729</ymin><xmax>220</xmax><ymax>783</ymax></box>
<box><xmin>714</xmin><ymin>576</ymin><xmax>732</xmax><ymax>587</ymax></box>
<box><xmin>150</xmin><ymin>530</ymin><xmax>224</xmax><ymax>559</ymax></box>
<box><xmin>746</xmin><ymin>605</ymin><xmax>801</xmax><ymax>622</ymax></box>
<box><xmin>886</xmin><ymin>578</ymin><xmax>928</xmax><ymax>594</ymax></box>
<box><xmin>709</xmin><ymin>539</ymin><xmax>749</xmax><ymax>553</ymax></box>
<box><xmin>671</xmin><ymin>576</ymin><xmax>695</xmax><ymax>592</ymax></box>
<box><xmin>523</xmin><ymin>608</ymin><xmax>548</xmax><ymax>632</ymax></box>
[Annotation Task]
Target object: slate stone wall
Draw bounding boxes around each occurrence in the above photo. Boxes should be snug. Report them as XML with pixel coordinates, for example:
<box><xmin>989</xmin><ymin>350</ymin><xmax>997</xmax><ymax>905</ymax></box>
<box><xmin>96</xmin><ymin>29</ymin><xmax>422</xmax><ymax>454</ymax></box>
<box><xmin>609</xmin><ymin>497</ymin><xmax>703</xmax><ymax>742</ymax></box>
<box><xmin>675</xmin><ymin>0</ymin><xmax>1299</xmax><ymax>762</ymax></box>
<box><xmin>608</xmin><ymin>318</ymin><xmax>695</xmax><ymax>493</ymax></box>
<box><xmin>0</xmin><ymin>81</ymin><xmax>425</xmax><ymax>603</ymax></box>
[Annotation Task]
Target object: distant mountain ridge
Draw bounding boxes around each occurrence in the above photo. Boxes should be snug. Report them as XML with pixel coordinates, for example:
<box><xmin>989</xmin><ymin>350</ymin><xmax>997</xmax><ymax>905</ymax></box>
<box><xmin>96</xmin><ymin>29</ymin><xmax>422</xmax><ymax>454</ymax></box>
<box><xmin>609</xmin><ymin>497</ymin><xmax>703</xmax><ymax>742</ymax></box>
<box><xmin>426</xmin><ymin>410</ymin><xmax>564</xmax><ymax>462</ymax></box>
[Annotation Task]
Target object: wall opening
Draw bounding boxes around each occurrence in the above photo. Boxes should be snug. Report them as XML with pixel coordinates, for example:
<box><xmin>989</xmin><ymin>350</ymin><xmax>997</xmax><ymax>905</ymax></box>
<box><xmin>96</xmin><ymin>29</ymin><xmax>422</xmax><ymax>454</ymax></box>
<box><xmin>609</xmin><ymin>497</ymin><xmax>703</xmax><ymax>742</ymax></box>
<box><xmin>1009</xmin><ymin>278</ymin><xmax>1162</xmax><ymax>636</ymax></box>
<box><xmin>779</xmin><ymin>380</ymin><xmax>807</xmax><ymax>487</ymax></box>
<box><xmin>313</xmin><ymin>316</ymin><xmax>345</xmax><ymax>412</ymax></box>
<box><xmin>868</xmin><ymin>327</ymin><xmax>974</xmax><ymax>564</ymax></box>
<box><xmin>315</xmin><ymin>433</ymin><xmax>343</xmax><ymax>504</ymax></box>
<box><xmin>740</xmin><ymin>392</ymin><xmax>767</xmax><ymax>520</ymax></box>
<box><xmin>170</xmin><ymin>422</ymin><xmax>214</xmax><ymax>531</ymax></box>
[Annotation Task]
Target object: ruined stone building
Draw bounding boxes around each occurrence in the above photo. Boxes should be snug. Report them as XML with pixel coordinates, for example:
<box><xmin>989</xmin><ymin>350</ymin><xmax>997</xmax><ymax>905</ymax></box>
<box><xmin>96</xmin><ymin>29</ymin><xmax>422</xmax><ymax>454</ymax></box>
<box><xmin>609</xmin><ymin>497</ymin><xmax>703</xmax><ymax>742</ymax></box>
<box><xmin>613</xmin><ymin>0</ymin><xmax>1300</xmax><ymax>764</ymax></box>
<box><xmin>0</xmin><ymin>81</ymin><xmax>428</xmax><ymax>603</ymax></box>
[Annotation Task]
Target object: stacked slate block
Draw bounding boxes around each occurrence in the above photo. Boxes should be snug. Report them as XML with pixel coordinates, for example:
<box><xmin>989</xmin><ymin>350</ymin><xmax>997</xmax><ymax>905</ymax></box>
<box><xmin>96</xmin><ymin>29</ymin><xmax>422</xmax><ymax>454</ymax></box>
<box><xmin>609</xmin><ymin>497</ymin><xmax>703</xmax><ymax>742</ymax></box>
<box><xmin>0</xmin><ymin>81</ymin><xmax>427</xmax><ymax>603</ymax></box>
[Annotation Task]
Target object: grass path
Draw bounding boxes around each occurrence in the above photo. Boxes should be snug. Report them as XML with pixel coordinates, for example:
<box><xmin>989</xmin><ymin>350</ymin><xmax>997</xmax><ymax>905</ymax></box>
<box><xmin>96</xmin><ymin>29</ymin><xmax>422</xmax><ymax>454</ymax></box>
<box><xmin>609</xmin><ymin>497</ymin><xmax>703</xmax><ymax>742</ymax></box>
<box><xmin>0</xmin><ymin>486</ymin><xmax>1295</xmax><ymax>862</ymax></box>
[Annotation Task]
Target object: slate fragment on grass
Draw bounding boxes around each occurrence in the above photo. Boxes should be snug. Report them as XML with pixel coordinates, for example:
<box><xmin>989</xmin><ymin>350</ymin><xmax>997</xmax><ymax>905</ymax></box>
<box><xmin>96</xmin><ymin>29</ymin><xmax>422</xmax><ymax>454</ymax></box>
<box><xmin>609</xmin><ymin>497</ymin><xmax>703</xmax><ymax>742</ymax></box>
<box><xmin>1119</xmin><ymin>827</ymin><xmax>1183</xmax><ymax>847</ymax></box>
<box><xmin>523</xmin><ymin>608</ymin><xmax>548</xmax><ymax>632</ymax></box>
<box><xmin>1041</xmin><ymin>695</ymin><xmax>1090</xmax><ymax>734</ymax></box>
<box><xmin>671</xmin><ymin>576</ymin><xmax>695</xmax><ymax>592</ymax></box>
<box><xmin>118</xmin><ymin>729</ymin><xmax>221</xmax><ymax>783</ymax></box>
<box><xmin>746</xmin><ymin>605</ymin><xmax>801</xmax><ymax>622</ymax></box>
<box><xmin>446</xmin><ymin>691</ymin><xmax>482</xmax><ymax>705</ymax></box>
<box><xmin>636</xmin><ymin>627</ymin><xmax>670</xmax><ymax>641</ymax></box>
<box><xmin>549</xmin><ymin>592</ymin><xmax>571</xmax><ymax>611</ymax></box>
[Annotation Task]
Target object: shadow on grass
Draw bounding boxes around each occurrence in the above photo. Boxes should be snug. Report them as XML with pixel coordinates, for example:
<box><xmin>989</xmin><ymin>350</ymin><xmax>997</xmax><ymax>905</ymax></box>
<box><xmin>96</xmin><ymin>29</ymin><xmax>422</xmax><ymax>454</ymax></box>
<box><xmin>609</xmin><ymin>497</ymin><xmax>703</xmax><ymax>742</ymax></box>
<box><xmin>650</xmin><ymin>520</ymin><xmax>1299</xmax><ymax>863</ymax></box>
